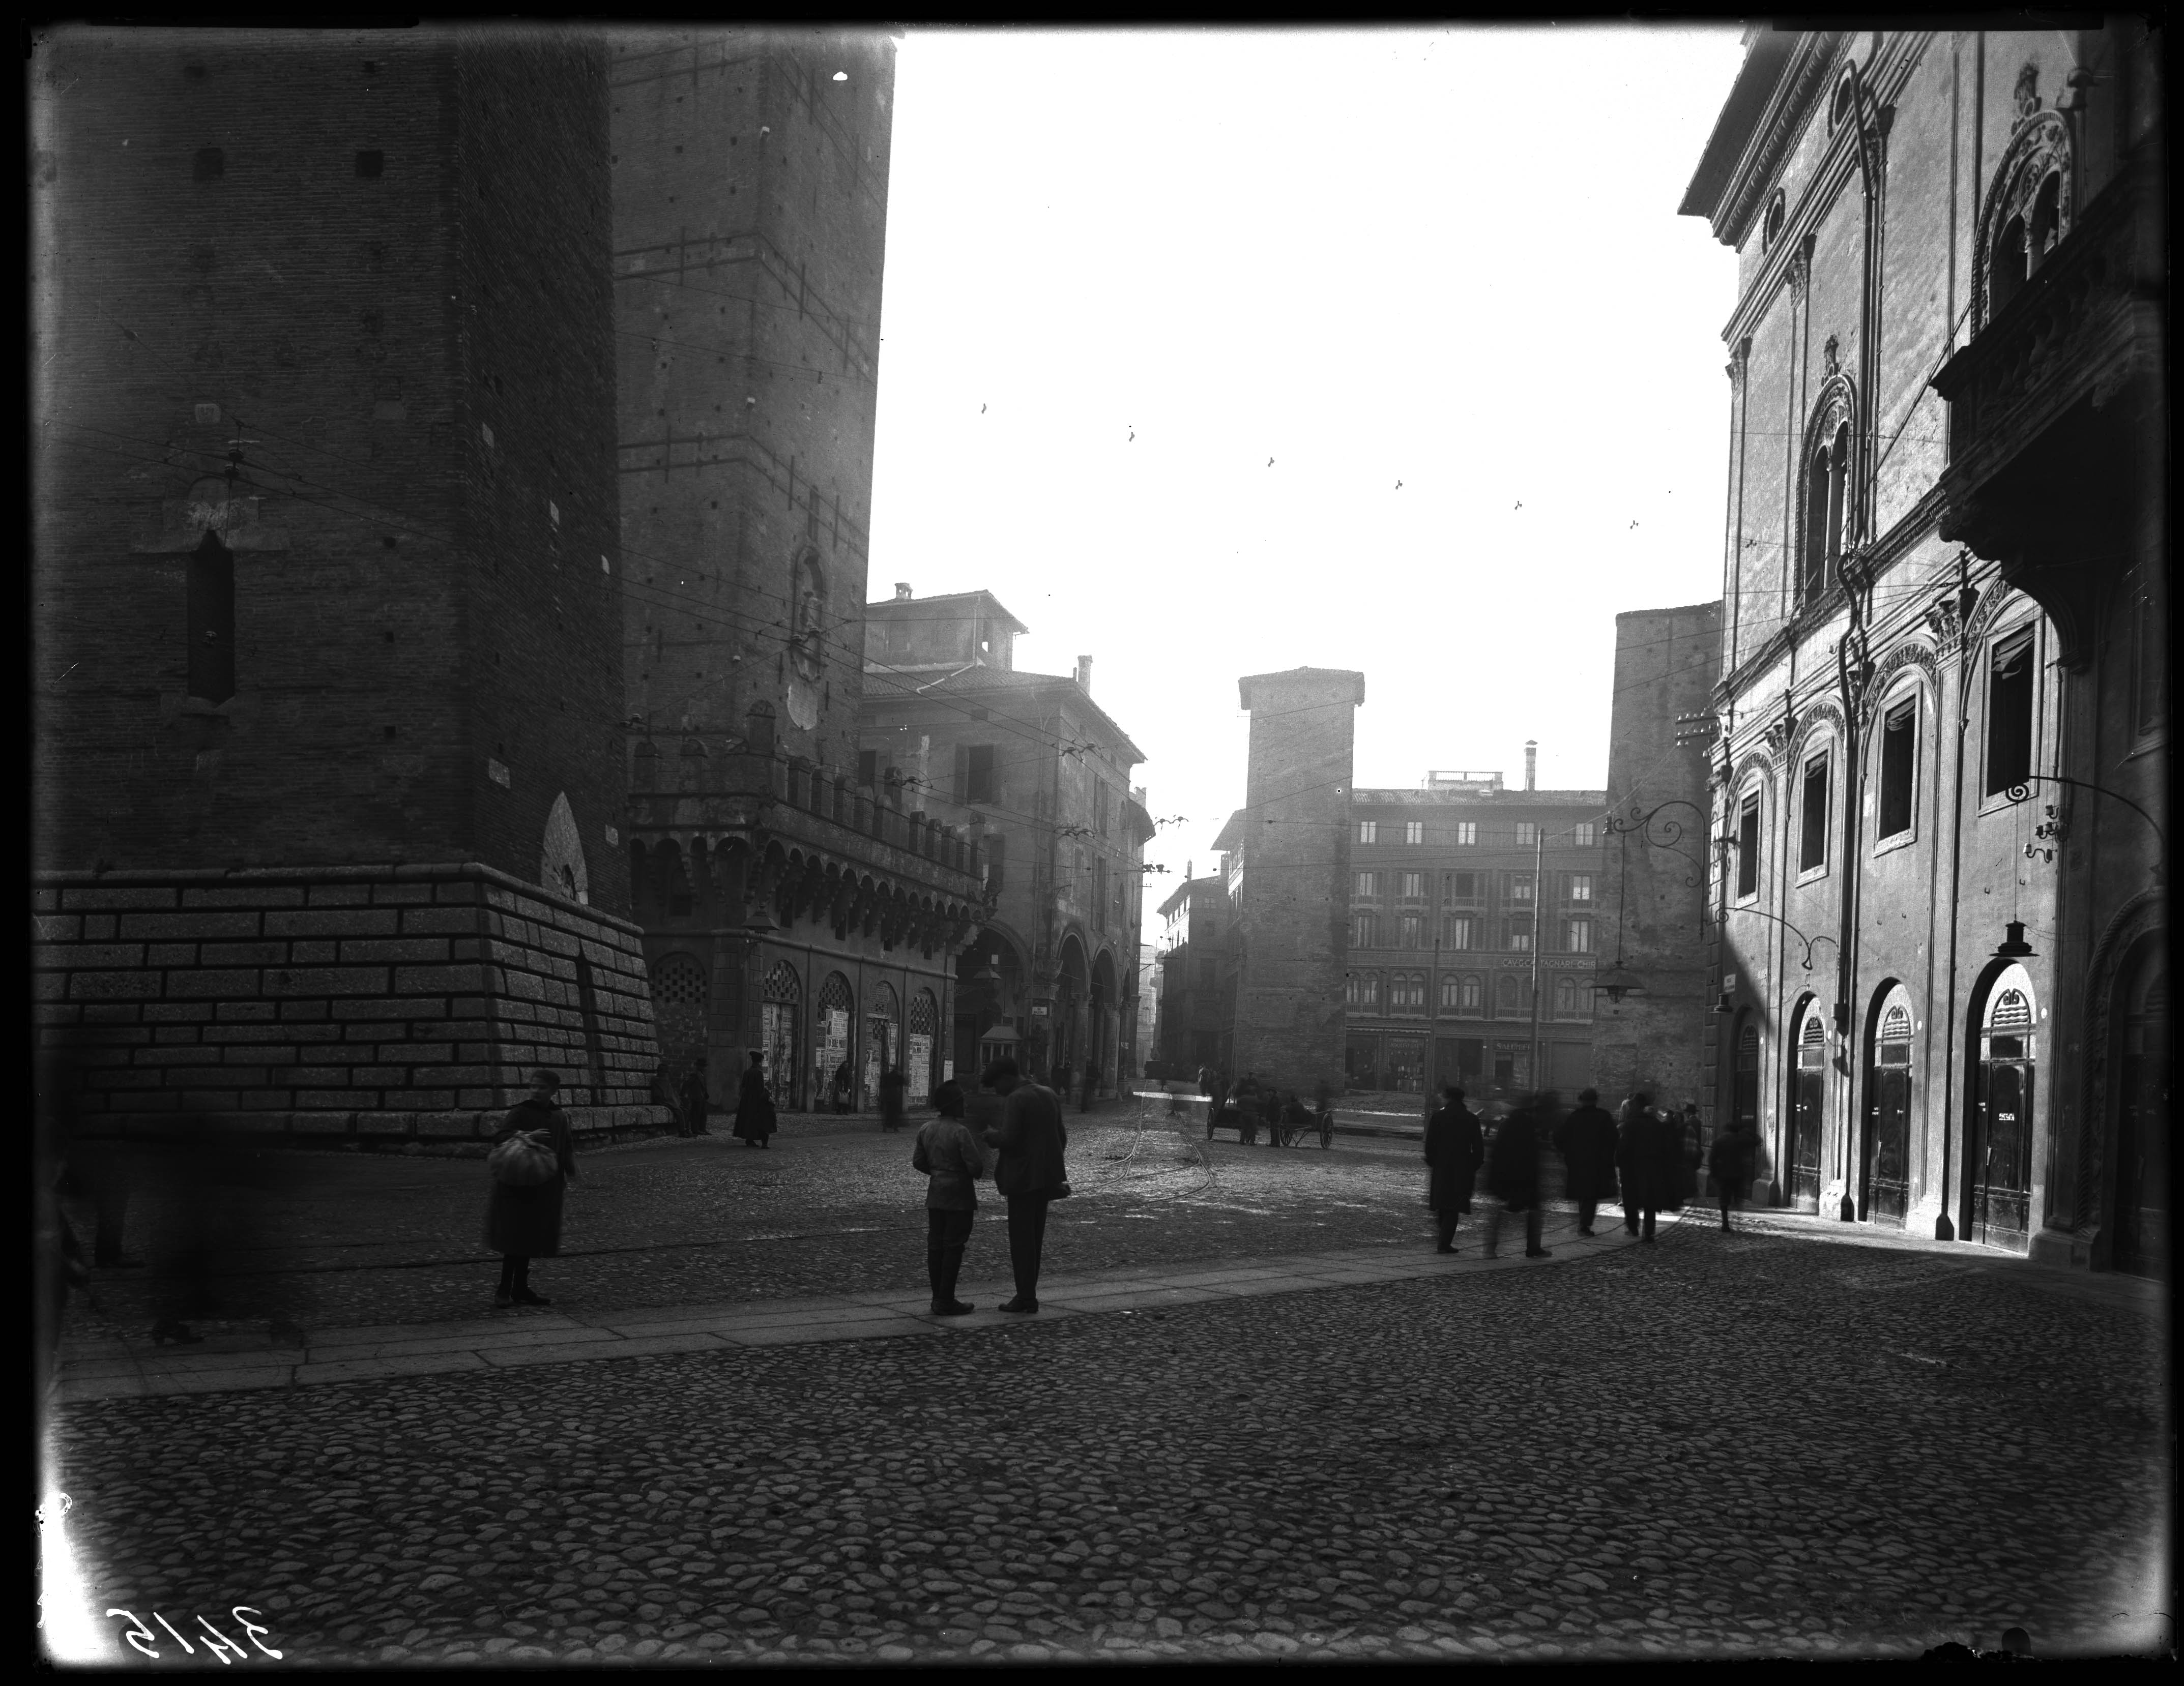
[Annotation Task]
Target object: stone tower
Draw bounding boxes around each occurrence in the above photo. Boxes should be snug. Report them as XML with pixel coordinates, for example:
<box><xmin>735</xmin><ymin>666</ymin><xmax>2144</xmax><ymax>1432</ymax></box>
<box><xmin>30</xmin><ymin>26</ymin><xmax>669</xmax><ymax>1147</ymax></box>
<box><xmin>1227</xmin><ymin>668</ymin><xmax>1365</xmax><ymax>1097</ymax></box>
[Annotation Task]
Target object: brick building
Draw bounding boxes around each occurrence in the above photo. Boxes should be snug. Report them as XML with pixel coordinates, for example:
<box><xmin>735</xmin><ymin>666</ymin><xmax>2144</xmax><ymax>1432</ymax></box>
<box><xmin>1343</xmin><ymin>760</ymin><xmax>1609</xmax><ymax>1102</ymax></box>
<box><xmin>1680</xmin><ymin>24</ymin><xmax>2164</xmax><ymax>1267</ymax></box>
<box><xmin>1591</xmin><ymin>605</ymin><xmax>1725</xmax><ymax>1118</ymax></box>
<box><xmin>1151</xmin><ymin>875</ymin><xmax>1233</xmax><ymax>1075</ymax></box>
<box><xmin>859</xmin><ymin>588</ymin><xmax>1153</xmax><ymax>1096</ymax></box>
<box><xmin>611</xmin><ymin>34</ymin><xmax>987</xmax><ymax>1112</ymax></box>
<box><xmin>31</xmin><ymin>27</ymin><xmax>668</xmax><ymax>1148</ymax></box>
<box><xmin>1216</xmin><ymin>669</ymin><xmax>1365</xmax><ymax>1101</ymax></box>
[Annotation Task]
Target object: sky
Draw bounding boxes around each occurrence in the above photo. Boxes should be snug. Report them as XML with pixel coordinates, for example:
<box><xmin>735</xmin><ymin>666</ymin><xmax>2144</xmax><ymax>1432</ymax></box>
<box><xmin>866</xmin><ymin>24</ymin><xmax>1749</xmax><ymax>916</ymax></box>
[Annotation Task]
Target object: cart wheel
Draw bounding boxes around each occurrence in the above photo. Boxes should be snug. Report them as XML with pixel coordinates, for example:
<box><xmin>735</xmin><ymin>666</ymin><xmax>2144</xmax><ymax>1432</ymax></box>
<box><xmin>1320</xmin><ymin>1116</ymin><xmax>1334</xmax><ymax>1149</ymax></box>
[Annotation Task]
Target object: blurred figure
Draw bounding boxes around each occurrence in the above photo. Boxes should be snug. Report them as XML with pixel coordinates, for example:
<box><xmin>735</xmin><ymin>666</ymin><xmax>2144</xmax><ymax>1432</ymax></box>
<box><xmin>680</xmin><ymin>1059</ymin><xmax>712</xmax><ymax>1138</ymax></box>
<box><xmin>980</xmin><ymin>1058</ymin><xmax>1069</xmax><ymax>1314</ymax></box>
<box><xmin>1080</xmin><ymin>1060</ymin><xmax>1096</xmax><ymax>1115</ymax></box>
<box><xmin>1669</xmin><ymin>1102</ymin><xmax>1706</xmax><ymax>1211</ymax></box>
<box><xmin>1555</xmin><ymin>1087</ymin><xmax>1619</xmax><ymax>1237</ymax></box>
<box><xmin>650</xmin><ymin>1062</ymin><xmax>686</xmax><ymax>1137</ymax></box>
<box><xmin>832</xmin><ymin>1058</ymin><xmax>854</xmax><ymax>1114</ymax></box>
<box><xmin>485</xmin><ymin>1070</ymin><xmax>577</xmax><ymax>1308</ymax></box>
<box><xmin>913</xmin><ymin>1079</ymin><xmax>987</xmax><ymax>1315</ymax></box>
<box><xmin>1260</xmin><ymin>1083</ymin><xmax>1282</xmax><ymax>1144</ymax></box>
<box><xmin>1709</xmin><ymin>1113</ymin><xmax>1759</xmax><ymax>1231</ymax></box>
<box><xmin>1480</xmin><ymin>1086</ymin><xmax>1512</xmax><ymax>1146</ymax></box>
<box><xmin>1423</xmin><ymin>1085</ymin><xmax>1486</xmax><ymax>1253</ymax></box>
<box><xmin>1482</xmin><ymin>1093</ymin><xmax>1552</xmax><ymax>1259</ymax></box>
<box><xmin>1204</xmin><ymin>1067</ymin><xmax>1229</xmax><ymax>1142</ymax></box>
<box><xmin>1054</xmin><ymin>1060</ymin><xmax>1074</xmax><ymax>1111</ymax></box>
<box><xmin>880</xmin><ymin>1063</ymin><xmax>908</xmax><ymax>1133</ymax></box>
<box><xmin>733</xmin><ymin>1049</ymin><xmax>777</xmax><ymax>1149</ymax></box>
<box><xmin>1280</xmin><ymin>1091</ymin><xmax>1313</xmax><ymax>1146</ymax></box>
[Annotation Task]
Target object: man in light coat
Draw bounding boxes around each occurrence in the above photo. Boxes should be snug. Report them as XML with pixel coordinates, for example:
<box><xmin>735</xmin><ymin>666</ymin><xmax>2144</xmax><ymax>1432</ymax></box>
<box><xmin>981</xmin><ymin>1058</ymin><xmax>1068</xmax><ymax>1314</ymax></box>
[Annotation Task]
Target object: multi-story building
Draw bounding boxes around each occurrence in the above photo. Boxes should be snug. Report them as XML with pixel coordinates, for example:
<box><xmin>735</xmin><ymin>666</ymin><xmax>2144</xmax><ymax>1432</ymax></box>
<box><xmin>31</xmin><ymin>27</ymin><xmax>669</xmax><ymax>1149</ymax></box>
<box><xmin>613</xmin><ymin>33</ymin><xmax>987</xmax><ymax>1112</ymax></box>
<box><xmin>1152</xmin><ymin>875</ymin><xmax>1234</xmax><ymax>1075</ymax></box>
<box><xmin>1342</xmin><ymin>755</ymin><xmax>1608</xmax><ymax>1100</ymax></box>
<box><xmin>1679</xmin><ymin>24</ymin><xmax>2164</xmax><ymax>1268</ymax></box>
<box><xmin>859</xmin><ymin>587</ymin><xmax>1154</xmax><ymax>1096</ymax></box>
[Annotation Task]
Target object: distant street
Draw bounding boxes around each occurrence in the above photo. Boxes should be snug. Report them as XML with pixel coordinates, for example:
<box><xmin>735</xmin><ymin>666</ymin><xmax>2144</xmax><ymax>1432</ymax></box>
<box><xmin>48</xmin><ymin>1106</ymin><xmax>2168</xmax><ymax>1664</ymax></box>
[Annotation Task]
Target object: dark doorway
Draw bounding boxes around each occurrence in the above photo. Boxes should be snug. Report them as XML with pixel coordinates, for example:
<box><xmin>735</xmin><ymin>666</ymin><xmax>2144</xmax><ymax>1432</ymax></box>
<box><xmin>1789</xmin><ymin>1010</ymin><xmax>1825</xmax><ymax>1211</ymax></box>
<box><xmin>2111</xmin><ymin>947</ymin><xmax>2168</xmax><ymax>1278</ymax></box>
<box><xmin>1864</xmin><ymin>999</ymin><xmax>1912</xmax><ymax>1226</ymax></box>
<box><xmin>1969</xmin><ymin>985</ymin><xmax>2035</xmax><ymax>1248</ymax></box>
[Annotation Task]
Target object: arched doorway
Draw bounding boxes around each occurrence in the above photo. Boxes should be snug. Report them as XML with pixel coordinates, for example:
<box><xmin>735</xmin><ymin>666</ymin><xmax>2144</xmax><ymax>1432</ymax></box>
<box><xmin>1090</xmin><ymin>948</ymin><xmax>1119</xmax><ymax>1099</ymax></box>
<box><xmin>2110</xmin><ymin>941</ymin><xmax>2168</xmax><ymax>1277</ymax></box>
<box><xmin>815</xmin><ymin>971</ymin><xmax>855</xmax><ymax>1111</ymax></box>
<box><xmin>863</xmin><ymin>981</ymin><xmax>900</xmax><ymax>1111</ymax></box>
<box><xmin>1968</xmin><ymin>966</ymin><xmax>2036</xmax><ymax>1249</ymax></box>
<box><xmin>1863</xmin><ymin>985</ymin><xmax>1914</xmax><ymax>1227</ymax></box>
<box><xmin>1053</xmin><ymin>934</ymin><xmax>1089</xmax><ymax>1085</ymax></box>
<box><xmin>955</xmin><ymin>930</ymin><xmax>1023</xmax><ymax>1082</ymax></box>
<box><xmin>650</xmin><ymin>953</ymin><xmax>709</xmax><ymax>1083</ymax></box>
<box><xmin>761</xmin><ymin>960</ymin><xmax>801</xmax><ymax>1110</ymax></box>
<box><xmin>1787</xmin><ymin>1000</ymin><xmax>1826</xmax><ymax>1212</ymax></box>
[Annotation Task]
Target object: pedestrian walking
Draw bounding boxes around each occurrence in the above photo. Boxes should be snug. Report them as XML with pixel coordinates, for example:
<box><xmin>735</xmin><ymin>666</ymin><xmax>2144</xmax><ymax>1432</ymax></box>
<box><xmin>979</xmin><ymin>1057</ymin><xmax>1069</xmax><ymax>1314</ymax></box>
<box><xmin>1710</xmin><ymin>1115</ymin><xmax>1759</xmax><ymax>1230</ymax></box>
<box><xmin>484</xmin><ymin>1070</ymin><xmax>577</xmax><ymax>1308</ymax></box>
<box><xmin>912</xmin><ymin>1079</ymin><xmax>988</xmax><ymax>1316</ymax></box>
<box><xmin>1423</xmin><ymin>1085</ymin><xmax>1486</xmax><ymax>1252</ymax></box>
<box><xmin>680</xmin><ymin>1059</ymin><xmax>712</xmax><ymax>1137</ymax></box>
<box><xmin>880</xmin><ymin>1064</ymin><xmax>908</xmax><ymax>1133</ymax></box>
<box><xmin>650</xmin><ymin>1063</ymin><xmax>686</xmax><ymax>1138</ymax></box>
<box><xmin>732</xmin><ymin>1049</ymin><xmax>777</xmax><ymax>1149</ymax></box>
<box><xmin>1554</xmin><ymin>1087</ymin><xmax>1620</xmax><ymax>1237</ymax></box>
<box><xmin>1482</xmin><ymin>1093</ymin><xmax>1553</xmax><ymax>1259</ymax></box>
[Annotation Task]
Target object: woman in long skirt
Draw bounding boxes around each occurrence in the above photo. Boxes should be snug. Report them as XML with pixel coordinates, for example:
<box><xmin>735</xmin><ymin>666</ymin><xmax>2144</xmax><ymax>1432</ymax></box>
<box><xmin>485</xmin><ymin>1071</ymin><xmax>577</xmax><ymax>1307</ymax></box>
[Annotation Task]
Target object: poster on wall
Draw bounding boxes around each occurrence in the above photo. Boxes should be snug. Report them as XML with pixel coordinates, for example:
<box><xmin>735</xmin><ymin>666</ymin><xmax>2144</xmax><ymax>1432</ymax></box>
<box><xmin>762</xmin><ymin>1001</ymin><xmax>798</xmax><ymax>1109</ymax></box>
<box><xmin>907</xmin><ymin>1032</ymin><xmax>934</xmax><ymax>1103</ymax></box>
<box><xmin>819</xmin><ymin>1008</ymin><xmax>849</xmax><ymax>1106</ymax></box>
<box><xmin>863</xmin><ymin>1020</ymin><xmax>890</xmax><ymax>1112</ymax></box>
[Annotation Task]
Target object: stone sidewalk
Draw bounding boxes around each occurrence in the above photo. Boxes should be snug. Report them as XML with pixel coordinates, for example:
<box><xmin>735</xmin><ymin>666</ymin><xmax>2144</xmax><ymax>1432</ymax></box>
<box><xmin>55</xmin><ymin>1216</ymin><xmax>1664</xmax><ymax>1405</ymax></box>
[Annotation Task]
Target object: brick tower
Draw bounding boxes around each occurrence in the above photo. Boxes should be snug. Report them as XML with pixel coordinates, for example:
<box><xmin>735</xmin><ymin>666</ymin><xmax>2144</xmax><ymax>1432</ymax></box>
<box><xmin>610</xmin><ymin>31</ymin><xmax>986</xmax><ymax>1109</ymax></box>
<box><xmin>1226</xmin><ymin>668</ymin><xmax>1365</xmax><ymax>1098</ymax></box>
<box><xmin>31</xmin><ymin>26</ymin><xmax>667</xmax><ymax>1148</ymax></box>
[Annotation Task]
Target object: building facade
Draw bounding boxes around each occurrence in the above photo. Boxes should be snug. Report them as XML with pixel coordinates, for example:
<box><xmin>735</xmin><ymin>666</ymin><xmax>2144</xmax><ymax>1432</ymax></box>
<box><xmin>613</xmin><ymin>33</ymin><xmax>987</xmax><ymax>1112</ymax></box>
<box><xmin>1344</xmin><ymin>762</ymin><xmax>1609</xmax><ymax>1101</ymax></box>
<box><xmin>1592</xmin><ymin>605</ymin><xmax>1726</xmax><ymax>1118</ymax></box>
<box><xmin>31</xmin><ymin>27</ymin><xmax>669</xmax><ymax>1148</ymax></box>
<box><xmin>1680</xmin><ymin>24</ymin><xmax>2165</xmax><ymax>1267</ymax></box>
<box><xmin>1217</xmin><ymin>669</ymin><xmax>1365</xmax><ymax>1100</ymax></box>
<box><xmin>860</xmin><ymin>588</ymin><xmax>1153</xmax><ymax>1097</ymax></box>
<box><xmin>1152</xmin><ymin>875</ymin><xmax>1234</xmax><ymax>1075</ymax></box>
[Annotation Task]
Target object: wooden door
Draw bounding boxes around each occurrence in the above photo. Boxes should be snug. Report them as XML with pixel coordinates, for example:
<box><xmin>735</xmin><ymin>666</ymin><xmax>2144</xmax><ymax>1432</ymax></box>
<box><xmin>1970</xmin><ymin>1057</ymin><xmax>2032</xmax><ymax>1247</ymax></box>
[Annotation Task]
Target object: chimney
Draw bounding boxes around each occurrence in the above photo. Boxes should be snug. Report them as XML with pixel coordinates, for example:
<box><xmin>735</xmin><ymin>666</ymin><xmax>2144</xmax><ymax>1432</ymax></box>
<box><xmin>1524</xmin><ymin>740</ymin><xmax>1537</xmax><ymax>791</ymax></box>
<box><xmin>1076</xmin><ymin>654</ymin><xmax>1093</xmax><ymax>694</ymax></box>
<box><xmin>893</xmin><ymin>581</ymin><xmax>913</xmax><ymax>600</ymax></box>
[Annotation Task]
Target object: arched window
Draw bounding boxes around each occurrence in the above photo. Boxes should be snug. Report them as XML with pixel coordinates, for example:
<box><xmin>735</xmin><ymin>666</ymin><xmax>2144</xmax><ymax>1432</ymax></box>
<box><xmin>1829</xmin><ymin>76</ymin><xmax>1855</xmax><ymax>134</ymax></box>
<box><xmin>1800</xmin><ymin>404</ymin><xmax>1852</xmax><ymax>605</ymax></box>
<box><xmin>1553</xmin><ymin>976</ymin><xmax>1580</xmax><ymax>1018</ymax></box>
<box><xmin>1461</xmin><ymin>974</ymin><xmax>1482</xmax><ymax>1012</ymax></box>
<box><xmin>1978</xmin><ymin>113</ymin><xmax>2072</xmax><ymax>329</ymax></box>
<box><xmin>1762</xmin><ymin>188</ymin><xmax>1786</xmax><ymax>251</ymax></box>
<box><xmin>761</xmin><ymin>960</ymin><xmax>802</xmax><ymax>1108</ymax></box>
<box><xmin>1496</xmin><ymin>974</ymin><xmax>1522</xmax><ymax>1015</ymax></box>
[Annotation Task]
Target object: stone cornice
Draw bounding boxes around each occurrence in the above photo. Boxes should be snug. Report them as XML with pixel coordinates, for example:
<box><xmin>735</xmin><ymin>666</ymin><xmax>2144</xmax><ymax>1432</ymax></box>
<box><xmin>1712</xmin><ymin>31</ymin><xmax>1845</xmax><ymax>251</ymax></box>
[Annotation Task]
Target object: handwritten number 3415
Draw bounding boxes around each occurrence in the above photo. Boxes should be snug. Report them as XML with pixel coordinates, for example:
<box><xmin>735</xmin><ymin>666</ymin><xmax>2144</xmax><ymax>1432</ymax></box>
<box><xmin>107</xmin><ymin>1608</ymin><xmax>282</xmax><ymax>1663</ymax></box>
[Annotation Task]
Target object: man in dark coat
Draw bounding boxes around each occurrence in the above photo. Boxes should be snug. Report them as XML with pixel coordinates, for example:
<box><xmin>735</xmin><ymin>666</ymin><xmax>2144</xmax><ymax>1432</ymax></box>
<box><xmin>1482</xmin><ymin>1095</ymin><xmax>1552</xmax><ymax>1259</ymax></box>
<box><xmin>832</xmin><ymin>1059</ymin><xmax>854</xmax><ymax>1114</ymax></box>
<box><xmin>1423</xmin><ymin>1086</ymin><xmax>1486</xmax><ymax>1252</ymax></box>
<box><xmin>912</xmin><ymin>1079</ymin><xmax>987</xmax><ymax>1315</ymax></box>
<box><xmin>1555</xmin><ymin>1087</ymin><xmax>1620</xmax><ymax>1237</ymax></box>
<box><xmin>880</xmin><ymin>1065</ymin><xmax>908</xmax><ymax>1133</ymax></box>
<box><xmin>485</xmin><ymin>1070</ymin><xmax>577</xmax><ymax>1307</ymax></box>
<box><xmin>1616</xmin><ymin>1093</ymin><xmax>1672</xmax><ymax>1242</ymax></box>
<box><xmin>981</xmin><ymin>1057</ymin><xmax>1068</xmax><ymax>1314</ymax></box>
<box><xmin>733</xmin><ymin>1049</ymin><xmax>777</xmax><ymax>1148</ymax></box>
<box><xmin>1710</xmin><ymin>1115</ymin><xmax>1759</xmax><ymax>1231</ymax></box>
<box><xmin>1205</xmin><ymin>1068</ymin><xmax>1229</xmax><ymax>1141</ymax></box>
<box><xmin>680</xmin><ymin>1060</ymin><xmax>712</xmax><ymax>1137</ymax></box>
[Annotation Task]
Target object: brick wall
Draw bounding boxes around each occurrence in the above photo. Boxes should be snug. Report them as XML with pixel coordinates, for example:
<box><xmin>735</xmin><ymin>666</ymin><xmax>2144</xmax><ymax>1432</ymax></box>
<box><xmin>30</xmin><ymin>26</ymin><xmax>632</xmax><ymax>918</ymax></box>
<box><xmin>35</xmin><ymin>864</ymin><xmax>665</xmax><ymax>1148</ymax></box>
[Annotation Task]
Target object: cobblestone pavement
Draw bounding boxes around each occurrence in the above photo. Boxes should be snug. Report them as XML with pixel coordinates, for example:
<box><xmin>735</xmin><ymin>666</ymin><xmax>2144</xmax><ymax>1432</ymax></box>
<box><xmin>47</xmin><ymin>1197</ymin><xmax>2169</xmax><ymax>1666</ymax></box>
<box><xmin>60</xmin><ymin>1102</ymin><xmax>1454</xmax><ymax>1339</ymax></box>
